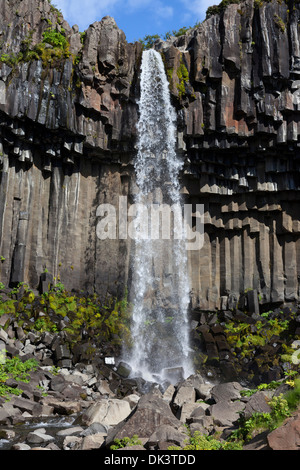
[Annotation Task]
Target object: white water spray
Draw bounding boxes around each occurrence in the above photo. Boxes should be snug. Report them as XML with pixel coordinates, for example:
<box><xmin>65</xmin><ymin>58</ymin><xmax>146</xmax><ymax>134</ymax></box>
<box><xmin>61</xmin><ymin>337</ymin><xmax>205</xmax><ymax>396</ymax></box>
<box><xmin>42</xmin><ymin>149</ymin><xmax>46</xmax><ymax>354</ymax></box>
<box><xmin>125</xmin><ymin>49</ymin><xmax>193</xmax><ymax>385</ymax></box>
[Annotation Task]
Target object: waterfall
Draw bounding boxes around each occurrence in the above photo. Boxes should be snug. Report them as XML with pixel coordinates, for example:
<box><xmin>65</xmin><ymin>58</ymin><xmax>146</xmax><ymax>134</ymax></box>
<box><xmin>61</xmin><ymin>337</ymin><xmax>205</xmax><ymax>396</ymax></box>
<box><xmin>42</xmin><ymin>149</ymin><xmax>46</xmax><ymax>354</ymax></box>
<box><xmin>125</xmin><ymin>49</ymin><xmax>193</xmax><ymax>386</ymax></box>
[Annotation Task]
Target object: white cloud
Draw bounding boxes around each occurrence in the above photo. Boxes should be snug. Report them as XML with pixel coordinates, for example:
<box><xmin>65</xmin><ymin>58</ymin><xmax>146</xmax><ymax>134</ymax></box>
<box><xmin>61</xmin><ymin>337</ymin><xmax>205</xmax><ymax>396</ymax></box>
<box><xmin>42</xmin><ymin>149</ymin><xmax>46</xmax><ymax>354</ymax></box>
<box><xmin>179</xmin><ymin>0</ymin><xmax>213</xmax><ymax>23</ymax></box>
<box><xmin>54</xmin><ymin>0</ymin><xmax>121</xmax><ymax>30</ymax></box>
<box><xmin>126</xmin><ymin>0</ymin><xmax>173</xmax><ymax>20</ymax></box>
<box><xmin>156</xmin><ymin>4</ymin><xmax>174</xmax><ymax>19</ymax></box>
<box><xmin>127</xmin><ymin>0</ymin><xmax>153</xmax><ymax>8</ymax></box>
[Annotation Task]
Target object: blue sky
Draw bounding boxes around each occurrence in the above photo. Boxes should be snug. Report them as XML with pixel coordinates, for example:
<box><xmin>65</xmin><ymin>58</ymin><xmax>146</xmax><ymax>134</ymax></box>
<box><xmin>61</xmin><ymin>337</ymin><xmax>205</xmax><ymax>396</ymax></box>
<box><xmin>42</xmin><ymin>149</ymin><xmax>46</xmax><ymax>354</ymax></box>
<box><xmin>54</xmin><ymin>0</ymin><xmax>213</xmax><ymax>43</ymax></box>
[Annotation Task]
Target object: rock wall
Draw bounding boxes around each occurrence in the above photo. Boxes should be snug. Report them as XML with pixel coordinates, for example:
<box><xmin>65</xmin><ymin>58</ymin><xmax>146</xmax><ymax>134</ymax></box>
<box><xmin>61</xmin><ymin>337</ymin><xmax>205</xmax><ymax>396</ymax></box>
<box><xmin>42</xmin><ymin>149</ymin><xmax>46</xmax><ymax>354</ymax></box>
<box><xmin>0</xmin><ymin>0</ymin><xmax>300</xmax><ymax>310</ymax></box>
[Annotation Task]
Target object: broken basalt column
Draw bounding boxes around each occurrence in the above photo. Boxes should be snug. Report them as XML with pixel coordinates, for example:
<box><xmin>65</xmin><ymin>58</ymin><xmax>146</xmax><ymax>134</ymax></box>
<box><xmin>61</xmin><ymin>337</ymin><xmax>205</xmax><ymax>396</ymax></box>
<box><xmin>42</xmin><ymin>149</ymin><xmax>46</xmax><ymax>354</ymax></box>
<box><xmin>0</xmin><ymin>0</ymin><xmax>299</xmax><ymax>310</ymax></box>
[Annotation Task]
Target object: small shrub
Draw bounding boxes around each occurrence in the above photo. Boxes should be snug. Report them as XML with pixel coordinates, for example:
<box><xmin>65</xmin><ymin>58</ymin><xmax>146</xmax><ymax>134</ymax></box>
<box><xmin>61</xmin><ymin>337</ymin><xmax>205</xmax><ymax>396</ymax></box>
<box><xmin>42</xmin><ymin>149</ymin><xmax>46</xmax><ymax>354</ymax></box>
<box><xmin>230</xmin><ymin>386</ymin><xmax>299</xmax><ymax>444</ymax></box>
<box><xmin>139</xmin><ymin>34</ymin><xmax>161</xmax><ymax>50</ymax></box>
<box><xmin>0</xmin><ymin>356</ymin><xmax>39</xmax><ymax>399</ymax></box>
<box><xmin>110</xmin><ymin>435</ymin><xmax>142</xmax><ymax>449</ymax></box>
<box><xmin>285</xmin><ymin>378</ymin><xmax>300</xmax><ymax>411</ymax></box>
<box><xmin>42</xmin><ymin>29</ymin><xmax>68</xmax><ymax>49</ymax></box>
<box><xmin>168</xmin><ymin>431</ymin><xmax>243</xmax><ymax>450</ymax></box>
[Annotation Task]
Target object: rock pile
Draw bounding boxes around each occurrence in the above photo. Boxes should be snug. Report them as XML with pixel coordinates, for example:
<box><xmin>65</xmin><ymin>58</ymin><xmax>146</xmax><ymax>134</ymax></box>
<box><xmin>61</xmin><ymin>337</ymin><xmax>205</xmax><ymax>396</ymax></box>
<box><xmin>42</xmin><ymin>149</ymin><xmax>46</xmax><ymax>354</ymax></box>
<box><xmin>191</xmin><ymin>301</ymin><xmax>300</xmax><ymax>386</ymax></box>
<box><xmin>1</xmin><ymin>364</ymin><xmax>299</xmax><ymax>450</ymax></box>
<box><xmin>1</xmin><ymin>295</ymin><xmax>300</xmax><ymax>450</ymax></box>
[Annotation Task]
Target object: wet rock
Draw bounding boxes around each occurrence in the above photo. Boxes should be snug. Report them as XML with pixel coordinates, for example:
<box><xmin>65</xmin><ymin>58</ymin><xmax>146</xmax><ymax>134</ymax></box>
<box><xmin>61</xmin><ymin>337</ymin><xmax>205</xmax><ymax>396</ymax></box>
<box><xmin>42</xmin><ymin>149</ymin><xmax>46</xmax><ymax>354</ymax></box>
<box><xmin>0</xmin><ymin>429</ymin><xmax>15</xmax><ymax>439</ymax></box>
<box><xmin>56</xmin><ymin>426</ymin><xmax>84</xmax><ymax>437</ymax></box>
<box><xmin>27</xmin><ymin>428</ymin><xmax>55</xmax><ymax>444</ymax></box>
<box><xmin>116</xmin><ymin>361</ymin><xmax>132</xmax><ymax>378</ymax></box>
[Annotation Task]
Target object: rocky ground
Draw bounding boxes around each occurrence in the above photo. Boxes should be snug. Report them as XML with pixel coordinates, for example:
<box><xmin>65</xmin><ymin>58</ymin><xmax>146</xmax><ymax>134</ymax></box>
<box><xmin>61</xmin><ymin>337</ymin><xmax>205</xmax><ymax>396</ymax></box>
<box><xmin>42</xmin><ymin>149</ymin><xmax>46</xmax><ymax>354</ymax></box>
<box><xmin>0</xmin><ymin>364</ymin><xmax>299</xmax><ymax>451</ymax></box>
<box><xmin>0</xmin><ymin>308</ymin><xmax>300</xmax><ymax>451</ymax></box>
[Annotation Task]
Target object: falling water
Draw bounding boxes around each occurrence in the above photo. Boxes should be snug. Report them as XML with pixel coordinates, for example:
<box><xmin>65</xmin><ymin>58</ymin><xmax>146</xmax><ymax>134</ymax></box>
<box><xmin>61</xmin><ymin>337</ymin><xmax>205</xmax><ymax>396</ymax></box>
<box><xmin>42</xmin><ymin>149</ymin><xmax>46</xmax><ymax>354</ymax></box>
<box><xmin>126</xmin><ymin>49</ymin><xmax>193</xmax><ymax>385</ymax></box>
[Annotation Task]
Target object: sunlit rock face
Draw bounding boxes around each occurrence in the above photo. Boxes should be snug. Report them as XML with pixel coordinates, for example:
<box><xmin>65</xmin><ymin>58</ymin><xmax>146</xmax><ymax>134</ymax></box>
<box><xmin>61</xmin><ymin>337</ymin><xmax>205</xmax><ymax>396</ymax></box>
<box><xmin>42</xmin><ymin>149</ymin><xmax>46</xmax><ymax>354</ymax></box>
<box><xmin>0</xmin><ymin>0</ymin><xmax>300</xmax><ymax>311</ymax></box>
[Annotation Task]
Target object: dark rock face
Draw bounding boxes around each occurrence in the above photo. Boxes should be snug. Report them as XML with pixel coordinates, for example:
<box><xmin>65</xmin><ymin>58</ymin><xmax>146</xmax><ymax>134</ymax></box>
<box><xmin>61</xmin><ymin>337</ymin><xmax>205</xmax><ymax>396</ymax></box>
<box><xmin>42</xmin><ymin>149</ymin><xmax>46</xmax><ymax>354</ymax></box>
<box><xmin>0</xmin><ymin>0</ymin><xmax>300</xmax><ymax>309</ymax></box>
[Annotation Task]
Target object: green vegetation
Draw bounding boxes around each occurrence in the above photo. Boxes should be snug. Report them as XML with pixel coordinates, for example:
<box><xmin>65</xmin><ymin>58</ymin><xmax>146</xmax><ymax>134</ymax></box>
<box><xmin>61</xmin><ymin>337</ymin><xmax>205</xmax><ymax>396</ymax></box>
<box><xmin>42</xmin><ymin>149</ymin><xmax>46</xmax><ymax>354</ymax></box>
<box><xmin>177</xmin><ymin>57</ymin><xmax>189</xmax><ymax>98</ymax></box>
<box><xmin>254</xmin><ymin>0</ymin><xmax>275</xmax><ymax>8</ymax></box>
<box><xmin>205</xmin><ymin>0</ymin><xmax>288</xmax><ymax>17</ymax></box>
<box><xmin>240</xmin><ymin>377</ymin><xmax>292</xmax><ymax>397</ymax></box>
<box><xmin>164</xmin><ymin>25</ymin><xmax>200</xmax><ymax>40</ymax></box>
<box><xmin>0</xmin><ymin>356</ymin><xmax>39</xmax><ymax>399</ymax></box>
<box><xmin>222</xmin><ymin>309</ymin><xmax>299</xmax><ymax>375</ymax></box>
<box><xmin>0</xmin><ymin>26</ymin><xmax>70</xmax><ymax>69</ymax></box>
<box><xmin>206</xmin><ymin>0</ymin><xmax>242</xmax><ymax>18</ymax></box>
<box><xmin>139</xmin><ymin>34</ymin><xmax>161</xmax><ymax>50</ymax></box>
<box><xmin>110</xmin><ymin>435</ymin><xmax>142</xmax><ymax>449</ymax></box>
<box><xmin>138</xmin><ymin>22</ymin><xmax>201</xmax><ymax>50</ymax></box>
<box><xmin>42</xmin><ymin>28</ymin><xmax>69</xmax><ymax>49</ymax></box>
<box><xmin>0</xmin><ymin>282</ymin><xmax>132</xmax><ymax>349</ymax></box>
<box><xmin>46</xmin><ymin>0</ymin><xmax>64</xmax><ymax>23</ymax></box>
<box><xmin>166</xmin><ymin>376</ymin><xmax>300</xmax><ymax>450</ymax></box>
<box><xmin>0</xmin><ymin>0</ymin><xmax>70</xmax><ymax>70</ymax></box>
<box><xmin>274</xmin><ymin>13</ymin><xmax>286</xmax><ymax>32</ymax></box>
<box><xmin>229</xmin><ymin>379</ymin><xmax>300</xmax><ymax>444</ymax></box>
<box><xmin>168</xmin><ymin>430</ymin><xmax>243</xmax><ymax>450</ymax></box>
<box><xmin>107</xmin><ymin>376</ymin><xmax>300</xmax><ymax>451</ymax></box>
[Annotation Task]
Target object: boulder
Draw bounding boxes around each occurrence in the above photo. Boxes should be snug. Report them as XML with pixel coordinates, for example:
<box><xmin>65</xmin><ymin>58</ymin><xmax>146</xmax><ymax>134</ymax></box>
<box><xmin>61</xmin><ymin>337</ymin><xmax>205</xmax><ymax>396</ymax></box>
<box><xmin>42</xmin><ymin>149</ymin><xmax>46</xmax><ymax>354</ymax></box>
<box><xmin>243</xmin><ymin>431</ymin><xmax>271</xmax><ymax>450</ymax></box>
<box><xmin>78</xmin><ymin>433</ymin><xmax>106</xmax><ymax>450</ymax></box>
<box><xmin>56</xmin><ymin>426</ymin><xmax>84</xmax><ymax>437</ymax></box>
<box><xmin>62</xmin><ymin>435</ymin><xmax>83</xmax><ymax>450</ymax></box>
<box><xmin>210</xmin><ymin>382</ymin><xmax>243</xmax><ymax>403</ymax></box>
<box><xmin>0</xmin><ymin>429</ymin><xmax>15</xmax><ymax>439</ymax></box>
<box><xmin>123</xmin><ymin>394</ymin><xmax>140</xmax><ymax>409</ymax></box>
<box><xmin>26</xmin><ymin>428</ymin><xmax>55</xmax><ymax>444</ymax></box>
<box><xmin>208</xmin><ymin>400</ymin><xmax>245</xmax><ymax>427</ymax></box>
<box><xmin>78</xmin><ymin>398</ymin><xmax>131</xmax><ymax>427</ymax></box>
<box><xmin>116</xmin><ymin>362</ymin><xmax>132</xmax><ymax>378</ymax></box>
<box><xmin>42</xmin><ymin>398</ymin><xmax>82</xmax><ymax>416</ymax></box>
<box><xmin>49</xmin><ymin>374</ymin><xmax>66</xmax><ymax>392</ymax></box>
<box><xmin>243</xmin><ymin>391</ymin><xmax>272</xmax><ymax>419</ymax></box>
<box><xmin>173</xmin><ymin>385</ymin><xmax>196</xmax><ymax>410</ymax></box>
<box><xmin>267</xmin><ymin>411</ymin><xmax>300</xmax><ymax>450</ymax></box>
<box><xmin>11</xmin><ymin>443</ymin><xmax>31</xmax><ymax>450</ymax></box>
<box><xmin>105</xmin><ymin>390</ymin><xmax>183</xmax><ymax>448</ymax></box>
<box><xmin>187</xmin><ymin>405</ymin><xmax>206</xmax><ymax>423</ymax></box>
<box><xmin>189</xmin><ymin>415</ymin><xmax>214</xmax><ymax>436</ymax></box>
<box><xmin>179</xmin><ymin>402</ymin><xmax>204</xmax><ymax>423</ymax></box>
<box><xmin>80</xmin><ymin>422</ymin><xmax>108</xmax><ymax>437</ymax></box>
<box><xmin>9</xmin><ymin>396</ymin><xmax>43</xmax><ymax>417</ymax></box>
<box><xmin>146</xmin><ymin>424</ymin><xmax>188</xmax><ymax>449</ymax></box>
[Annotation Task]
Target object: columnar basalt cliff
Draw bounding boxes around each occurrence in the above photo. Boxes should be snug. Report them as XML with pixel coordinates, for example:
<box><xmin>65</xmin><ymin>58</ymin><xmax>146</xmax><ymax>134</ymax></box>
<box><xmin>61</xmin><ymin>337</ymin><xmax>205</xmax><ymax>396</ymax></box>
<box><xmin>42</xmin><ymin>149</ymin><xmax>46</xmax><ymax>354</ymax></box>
<box><xmin>0</xmin><ymin>0</ymin><xmax>299</xmax><ymax>311</ymax></box>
